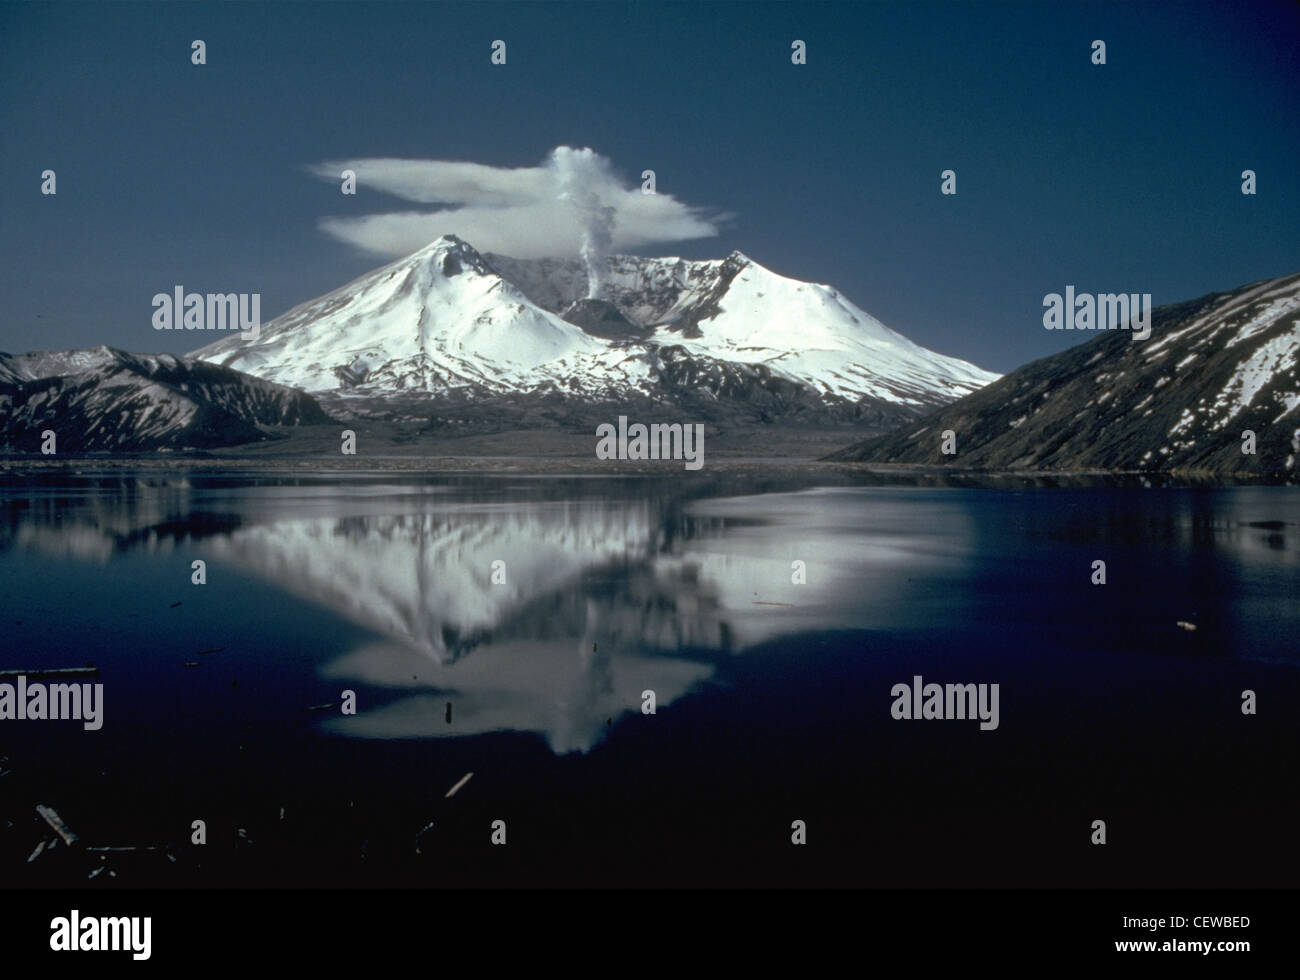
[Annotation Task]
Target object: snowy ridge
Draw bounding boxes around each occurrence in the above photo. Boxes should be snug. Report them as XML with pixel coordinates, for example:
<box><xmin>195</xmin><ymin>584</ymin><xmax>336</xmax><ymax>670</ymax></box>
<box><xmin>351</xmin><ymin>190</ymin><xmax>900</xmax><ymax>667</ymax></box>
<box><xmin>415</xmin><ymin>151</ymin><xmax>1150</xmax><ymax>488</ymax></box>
<box><xmin>0</xmin><ymin>345</ymin><xmax>330</xmax><ymax>452</ymax></box>
<box><xmin>195</xmin><ymin>236</ymin><xmax>606</xmax><ymax>395</ymax></box>
<box><xmin>491</xmin><ymin>250</ymin><xmax>997</xmax><ymax>403</ymax></box>
<box><xmin>193</xmin><ymin>236</ymin><xmax>998</xmax><ymax>416</ymax></box>
<box><xmin>830</xmin><ymin>270</ymin><xmax>1300</xmax><ymax>475</ymax></box>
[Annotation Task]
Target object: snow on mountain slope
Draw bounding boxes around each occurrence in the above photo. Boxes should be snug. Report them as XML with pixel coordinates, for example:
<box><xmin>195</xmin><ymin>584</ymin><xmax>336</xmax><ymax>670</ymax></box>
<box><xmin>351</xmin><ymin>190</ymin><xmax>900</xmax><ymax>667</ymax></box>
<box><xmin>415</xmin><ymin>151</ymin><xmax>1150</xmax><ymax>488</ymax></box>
<box><xmin>488</xmin><ymin>250</ymin><xmax>1000</xmax><ymax>405</ymax></box>
<box><xmin>195</xmin><ymin>236</ymin><xmax>609</xmax><ymax>396</ymax></box>
<box><xmin>0</xmin><ymin>346</ymin><xmax>331</xmax><ymax>452</ymax></box>
<box><xmin>828</xmin><ymin>270</ymin><xmax>1300</xmax><ymax>475</ymax></box>
<box><xmin>193</xmin><ymin>235</ymin><xmax>998</xmax><ymax>420</ymax></box>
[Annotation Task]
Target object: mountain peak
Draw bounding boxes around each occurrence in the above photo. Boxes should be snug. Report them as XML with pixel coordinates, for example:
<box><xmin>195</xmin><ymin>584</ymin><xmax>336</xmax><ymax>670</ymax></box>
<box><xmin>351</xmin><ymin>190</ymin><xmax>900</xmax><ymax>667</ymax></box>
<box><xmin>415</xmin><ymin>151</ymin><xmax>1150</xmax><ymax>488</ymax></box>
<box><xmin>408</xmin><ymin>233</ymin><xmax>492</xmax><ymax>278</ymax></box>
<box><xmin>192</xmin><ymin>240</ymin><xmax>998</xmax><ymax>415</ymax></box>
<box><xmin>426</xmin><ymin>233</ymin><xmax>473</xmax><ymax>252</ymax></box>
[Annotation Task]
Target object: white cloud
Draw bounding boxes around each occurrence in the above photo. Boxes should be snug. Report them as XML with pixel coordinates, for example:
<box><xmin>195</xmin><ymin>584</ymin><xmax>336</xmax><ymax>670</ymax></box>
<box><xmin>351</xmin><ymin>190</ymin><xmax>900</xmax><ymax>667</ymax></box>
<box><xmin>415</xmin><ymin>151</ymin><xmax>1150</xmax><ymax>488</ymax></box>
<box><xmin>308</xmin><ymin>147</ymin><xmax>726</xmax><ymax>264</ymax></box>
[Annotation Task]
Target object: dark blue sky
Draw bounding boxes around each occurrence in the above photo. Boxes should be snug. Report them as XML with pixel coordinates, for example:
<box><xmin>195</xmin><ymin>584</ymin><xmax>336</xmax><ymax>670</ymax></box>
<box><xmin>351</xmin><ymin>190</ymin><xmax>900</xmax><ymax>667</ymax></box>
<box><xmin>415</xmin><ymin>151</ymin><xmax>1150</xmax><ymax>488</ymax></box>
<box><xmin>2</xmin><ymin>0</ymin><xmax>1297</xmax><ymax>373</ymax></box>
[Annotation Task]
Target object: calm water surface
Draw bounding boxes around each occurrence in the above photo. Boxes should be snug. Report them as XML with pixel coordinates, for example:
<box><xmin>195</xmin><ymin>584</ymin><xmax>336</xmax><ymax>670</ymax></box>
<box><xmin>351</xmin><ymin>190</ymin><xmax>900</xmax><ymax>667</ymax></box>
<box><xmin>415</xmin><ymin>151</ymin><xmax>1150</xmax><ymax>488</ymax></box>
<box><xmin>1</xmin><ymin>470</ymin><xmax>1297</xmax><ymax>886</ymax></box>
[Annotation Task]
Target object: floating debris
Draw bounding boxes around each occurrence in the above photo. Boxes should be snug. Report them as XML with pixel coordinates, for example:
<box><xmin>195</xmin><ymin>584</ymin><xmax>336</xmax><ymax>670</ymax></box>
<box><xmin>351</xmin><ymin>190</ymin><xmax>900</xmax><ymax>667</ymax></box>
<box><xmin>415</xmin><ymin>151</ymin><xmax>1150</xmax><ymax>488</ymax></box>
<box><xmin>35</xmin><ymin>804</ymin><xmax>80</xmax><ymax>847</ymax></box>
<box><xmin>305</xmin><ymin>702</ymin><xmax>337</xmax><ymax>713</ymax></box>
<box><xmin>414</xmin><ymin>821</ymin><xmax>436</xmax><ymax>854</ymax></box>
<box><xmin>0</xmin><ymin>666</ymin><xmax>98</xmax><ymax>679</ymax></box>
<box><xmin>1176</xmin><ymin>621</ymin><xmax>1198</xmax><ymax>631</ymax></box>
<box><xmin>753</xmin><ymin>601</ymin><xmax>794</xmax><ymax>606</ymax></box>
<box><xmin>169</xmin><ymin>602</ymin><xmax>182</xmax><ymax>608</ymax></box>
<box><xmin>87</xmin><ymin>866</ymin><xmax>104</xmax><ymax>880</ymax></box>
<box><xmin>184</xmin><ymin>662</ymin><xmax>201</xmax><ymax>668</ymax></box>
<box><xmin>195</xmin><ymin>647</ymin><xmax>226</xmax><ymax>656</ymax></box>
<box><xmin>27</xmin><ymin>841</ymin><xmax>47</xmax><ymax>863</ymax></box>
<box><xmin>445</xmin><ymin>772</ymin><xmax>474</xmax><ymax>799</ymax></box>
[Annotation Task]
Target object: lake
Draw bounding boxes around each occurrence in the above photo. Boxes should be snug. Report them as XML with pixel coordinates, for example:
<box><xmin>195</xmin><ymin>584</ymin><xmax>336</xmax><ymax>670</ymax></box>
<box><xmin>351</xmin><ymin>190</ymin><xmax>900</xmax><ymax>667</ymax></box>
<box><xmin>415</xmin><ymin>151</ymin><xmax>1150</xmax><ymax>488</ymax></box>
<box><xmin>1</xmin><ymin>466</ymin><xmax>1297</xmax><ymax>886</ymax></box>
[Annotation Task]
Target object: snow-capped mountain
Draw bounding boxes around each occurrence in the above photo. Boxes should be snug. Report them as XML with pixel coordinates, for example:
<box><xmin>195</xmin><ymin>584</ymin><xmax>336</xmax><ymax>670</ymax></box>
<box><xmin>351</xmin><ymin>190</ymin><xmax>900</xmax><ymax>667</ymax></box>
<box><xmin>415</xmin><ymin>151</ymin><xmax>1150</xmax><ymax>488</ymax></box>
<box><xmin>194</xmin><ymin>236</ymin><xmax>605</xmax><ymax>397</ymax></box>
<box><xmin>828</xmin><ymin>271</ymin><xmax>1300</xmax><ymax>476</ymax></box>
<box><xmin>192</xmin><ymin>236</ymin><xmax>997</xmax><ymax>426</ymax></box>
<box><xmin>487</xmin><ymin>250</ymin><xmax>999</xmax><ymax>405</ymax></box>
<box><xmin>0</xmin><ymin>346</ymin><xmax>330</xmax><ymax>453</ymax></box>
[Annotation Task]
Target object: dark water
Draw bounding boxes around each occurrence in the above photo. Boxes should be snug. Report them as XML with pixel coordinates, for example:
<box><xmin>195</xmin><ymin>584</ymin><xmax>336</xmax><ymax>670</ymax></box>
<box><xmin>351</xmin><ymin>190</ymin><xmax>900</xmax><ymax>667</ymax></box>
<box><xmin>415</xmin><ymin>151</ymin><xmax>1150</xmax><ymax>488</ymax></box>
<box><xmin>1</xmin><ymin>469</ymin><xmax>1297</xmax><ymax>887</ymax></box>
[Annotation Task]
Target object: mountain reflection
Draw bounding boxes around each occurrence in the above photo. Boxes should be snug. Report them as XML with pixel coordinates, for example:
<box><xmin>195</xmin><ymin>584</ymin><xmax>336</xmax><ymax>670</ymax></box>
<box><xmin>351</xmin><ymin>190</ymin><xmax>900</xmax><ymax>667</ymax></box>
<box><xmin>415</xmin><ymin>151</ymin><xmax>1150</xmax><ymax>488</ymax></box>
<box><xmin>0</xmin><ymin>474</ymin><xmax>977</xmax><ymax>752</ymax></box>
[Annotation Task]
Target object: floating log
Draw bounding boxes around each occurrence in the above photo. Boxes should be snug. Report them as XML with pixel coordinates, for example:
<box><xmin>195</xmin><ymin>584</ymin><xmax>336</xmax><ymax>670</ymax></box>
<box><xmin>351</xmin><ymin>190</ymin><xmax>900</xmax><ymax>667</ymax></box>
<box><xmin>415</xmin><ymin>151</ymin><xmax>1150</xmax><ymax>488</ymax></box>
<box><xmin>35</xmin><ymin>804</ymin><xmax>80</xmax><ymax>847</ymax></box>
<box><xmin>414</xmin><ymin>821</ymin><xmax>435</xmax><ymax>854</ymax></box>
<box><xmin>445</xmin><ymin>772</ymin><xmax>474</xmax><ymax>799</ymax></box>
<box><xmin>0</xmin><ymin>666</ymin><xmax>98</xmax><ymax>679</ymax></box>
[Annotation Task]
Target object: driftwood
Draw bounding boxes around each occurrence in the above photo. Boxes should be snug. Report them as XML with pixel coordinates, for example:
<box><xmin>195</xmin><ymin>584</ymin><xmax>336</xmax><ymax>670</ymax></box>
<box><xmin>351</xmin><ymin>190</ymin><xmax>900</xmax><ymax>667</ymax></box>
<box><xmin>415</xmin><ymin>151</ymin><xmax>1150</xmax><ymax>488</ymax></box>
<box><xmin>414</xmin><ymin>821</ymin><xmax>436</xmax><ymax>855</ymax></box>
<box><xmin>0</xmin><ymin>666</ymin><xmax>98</xmax><ymax>679</ymax></box>
<box><xmin>445</xmin><ymin>772</ymin><xmax>474</xmax><ymax>799</ymax></box>
<box><xmin>35</xmin><ymin>804</ymin><xmax>80</xmax><ymax>847</ymax></box>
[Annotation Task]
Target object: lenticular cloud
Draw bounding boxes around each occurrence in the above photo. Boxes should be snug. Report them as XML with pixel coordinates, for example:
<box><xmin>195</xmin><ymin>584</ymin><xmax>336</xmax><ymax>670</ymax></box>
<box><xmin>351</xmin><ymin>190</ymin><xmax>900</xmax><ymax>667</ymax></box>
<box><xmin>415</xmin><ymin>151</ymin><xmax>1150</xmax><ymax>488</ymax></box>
<box><xmin>309</xmin><ymin>147</ymin><xmax>724</xmax><ymax>265</ymax></box>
